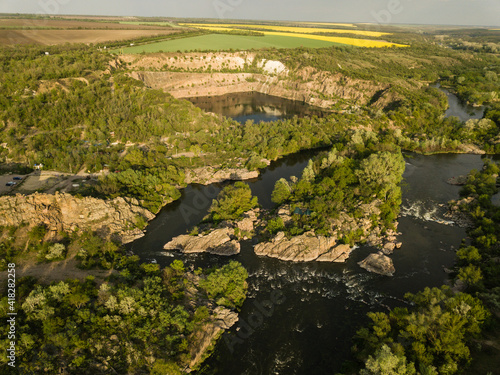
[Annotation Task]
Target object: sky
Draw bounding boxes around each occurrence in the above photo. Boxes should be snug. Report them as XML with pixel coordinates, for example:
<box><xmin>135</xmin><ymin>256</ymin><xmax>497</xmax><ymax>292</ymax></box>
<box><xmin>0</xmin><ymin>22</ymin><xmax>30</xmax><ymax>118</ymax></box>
<box><xmin>1</xmin><ymin>0</ymin><xmax>499</xmax><ymax>27</ymax></box>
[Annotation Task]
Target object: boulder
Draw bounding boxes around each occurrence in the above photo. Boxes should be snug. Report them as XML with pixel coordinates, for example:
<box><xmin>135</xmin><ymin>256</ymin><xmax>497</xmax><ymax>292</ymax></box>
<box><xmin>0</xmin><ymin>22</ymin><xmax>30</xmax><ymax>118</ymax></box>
<box><xmin>382</xmin><ymin>242</ymin><xmax>396</xmax><ymax>255</ymax></box>
<box><xmin>358</xmin><ymin>253</ymin><xmax>395</xmax><ymax>276</ymax></box>
<box><xmin>237</xmin><ymin>218</ymin><xmax>254</xmax><ymax>232</ymax></box>
<box><xmin>164</xmin><ymin>228</ymin><xmax>240</xmax><ymax>256</ymax></box>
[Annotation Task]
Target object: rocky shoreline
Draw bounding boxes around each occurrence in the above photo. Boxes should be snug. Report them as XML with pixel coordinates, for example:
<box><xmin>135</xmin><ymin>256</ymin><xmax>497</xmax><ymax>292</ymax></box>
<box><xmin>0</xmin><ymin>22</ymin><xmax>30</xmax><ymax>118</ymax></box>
<box><xmin>0</xmin><ymin>192</ymin><xmax>154</xmax><ymax>244</ymax></box>
<box><xmin>184</xmin><ymin>166</ymin><xmax>260</xmax><ymax>185</ymax></box>
<box><xmin>186</xmin><ymin>306</ymin><xmax>238</xmax><ymax>372</ymax></box>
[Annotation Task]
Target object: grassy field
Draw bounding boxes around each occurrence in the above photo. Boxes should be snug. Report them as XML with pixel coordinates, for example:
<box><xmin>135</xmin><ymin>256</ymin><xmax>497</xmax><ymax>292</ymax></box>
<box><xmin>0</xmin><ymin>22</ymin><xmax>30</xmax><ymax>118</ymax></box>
<box><xmin>114</xmin><ymin>33</ymin><xmax>346</xmax><ymax>53</ymax></box>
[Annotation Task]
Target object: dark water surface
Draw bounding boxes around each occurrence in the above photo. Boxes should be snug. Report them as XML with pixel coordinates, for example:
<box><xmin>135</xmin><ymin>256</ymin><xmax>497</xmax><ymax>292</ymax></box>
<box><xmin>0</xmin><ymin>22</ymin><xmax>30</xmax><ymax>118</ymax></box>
<box><xmin>128</xmin><ymin>93</ymin><xmax>489</xmax><ymax>374</ymax></box>
<box><xmin>186</xmin><ymin>92</ymin><xmax>325</xmax><ymax>123</ymax></box>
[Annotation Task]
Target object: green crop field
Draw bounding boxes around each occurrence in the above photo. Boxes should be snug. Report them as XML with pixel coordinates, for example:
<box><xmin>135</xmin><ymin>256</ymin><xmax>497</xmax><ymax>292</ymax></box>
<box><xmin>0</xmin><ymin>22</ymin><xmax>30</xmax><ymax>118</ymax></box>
<box><xmin>114</xmin><ymin>33</ymin><xmax>347</xmax><ymax>54</ymax></box>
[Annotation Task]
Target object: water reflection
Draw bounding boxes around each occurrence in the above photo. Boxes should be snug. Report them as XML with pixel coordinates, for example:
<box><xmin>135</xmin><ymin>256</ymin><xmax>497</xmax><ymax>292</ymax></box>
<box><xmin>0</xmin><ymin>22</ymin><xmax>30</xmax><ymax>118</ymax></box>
<box><xmin>186</xmin><ymin>92</ymin><xmax>326</xmax><ymax>123</ymax></box>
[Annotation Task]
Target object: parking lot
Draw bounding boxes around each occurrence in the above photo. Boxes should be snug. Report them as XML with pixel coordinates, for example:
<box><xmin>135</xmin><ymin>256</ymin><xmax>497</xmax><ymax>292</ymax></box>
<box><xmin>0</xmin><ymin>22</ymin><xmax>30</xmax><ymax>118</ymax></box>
<box><xmin>0</xmin><ymin>173</ymin><xmax>27</xmax><ymax>195</ymax></box>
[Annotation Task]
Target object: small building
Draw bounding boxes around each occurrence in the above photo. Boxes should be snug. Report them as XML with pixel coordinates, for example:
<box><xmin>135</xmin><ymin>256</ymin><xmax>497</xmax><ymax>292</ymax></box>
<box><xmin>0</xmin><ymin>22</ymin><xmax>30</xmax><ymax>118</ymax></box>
<box><xmin>34</xmin><ymin>163</ymin><xmax>44</xmax><ymax>170</ymax></box>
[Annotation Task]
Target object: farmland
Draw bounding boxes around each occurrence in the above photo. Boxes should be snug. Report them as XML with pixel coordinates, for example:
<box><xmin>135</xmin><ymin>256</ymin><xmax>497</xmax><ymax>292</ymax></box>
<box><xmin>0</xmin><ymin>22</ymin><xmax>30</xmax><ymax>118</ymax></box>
<box><xmin>179</xmin><ymin>23</ymin><xmax>391</xmax><ymax>37</ymax></box>
<box><xmin>0</xmin><ymin>29</ymin><xmax>185</xmax><ymax>46</ymax></box>
<box><xmin>114</xmin><ymin>33</ymin><xmax>346</xmax><ymax>53</ymax></box>
<box><xmin>297</xmin><ymin>22</ymin><xmax>356</xmax><ymax>27</ymax></box>
<box><xmin>0</xmin><ymin>17</ymin><xmax>185</xmax><ymax>45</ymax></box>
<box><xmin>0</xmin><ymin>19</ymin><xmax>176</xmax><ymax>29</ymax></box>
<box><xmin>175</xmin><ymin>22</ymin><xmax>407</xmax><ymax>48</ymax></box>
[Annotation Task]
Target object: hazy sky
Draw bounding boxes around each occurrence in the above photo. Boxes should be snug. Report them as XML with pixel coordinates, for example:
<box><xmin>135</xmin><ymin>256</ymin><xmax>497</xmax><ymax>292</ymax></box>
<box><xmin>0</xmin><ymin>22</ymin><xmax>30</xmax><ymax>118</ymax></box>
<box><xmin>1</xmin><ymin>0</ymin><xmax>499</xmax><ymax>27</ymax></box>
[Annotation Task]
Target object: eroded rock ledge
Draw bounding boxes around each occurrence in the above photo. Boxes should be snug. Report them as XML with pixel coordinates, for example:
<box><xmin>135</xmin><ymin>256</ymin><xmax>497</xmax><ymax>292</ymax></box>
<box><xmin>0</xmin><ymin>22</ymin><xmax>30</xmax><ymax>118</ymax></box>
<box><xmin>186</xmin><ymin>306</ymin><xmax>238</xmax><ymax>372</ymax></box>
<box><xmin>185</xmin><ymin>166</ymin><xmax>259</xmax><ymax>185</ymax></box>
<box><xmin>164</xmin><ymin>227</ymin><xmax>241</xmax><ymax>256</ymax></box>
<box><xmin>254</xmin><ymin>231</ymin><xmax>353</xmax><ymax>263</ymax></box>
<box><xmin>163</xmin><ymin>204</ymin><xmax>401</xmax><ymax>275</ymax></box>
<box><xmin>0</xmin><ymin>192</ymin><xmax>154</xmax><ymax>243</ymax></box>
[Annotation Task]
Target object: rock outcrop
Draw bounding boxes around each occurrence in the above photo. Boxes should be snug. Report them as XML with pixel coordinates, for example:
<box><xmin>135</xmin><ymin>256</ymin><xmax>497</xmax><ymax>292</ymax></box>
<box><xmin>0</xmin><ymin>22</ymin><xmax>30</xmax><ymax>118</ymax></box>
<box><xmin>187</xmin><ymin>306</ymin><xmax>238</xmax><ymax>371</ymax></box>
<box><xmin>316</xmin><ymin>244</ymin><xmax>353</xmax><ymax>262</ymax></box>
<box><xmin>0</xmin><ymin>192</ymin><xmax>154</xmax><ymax>243</ymax></box>
<box><xmin>130</xmin><ymin>65</ymin><xmax>392</xmax><ymax>110</ymax></box>
<box><xmin>235</xmin><ymin>209</ymin><xmax>259</xmax><ymax>234</ymax></box>
<box><xmin>446</xmin><ymin>196</ymin><xmax>475</xmax><ymax>227</ymax></box>
<box><xmin>185</xmin><ymin>166</ymin><xmax>259</xmax><ymax>185</ymax></box>
<box><xmin>254</xmin><ymin>232</ymin><xmax>353</xmax><ymax>262</ymax></box>
<box><xmin>447</xmin><ymin>175</ymin><xmax>468</xmax><ymax>186</ymax></box>
<box><xmin>164</xmin><ymin>227</ymin><xmax>240</xmax><ymax>256</ymax></box>
<box><xmin>358</xmin><ymin>253</ymin><xmax>395</xmax><ymax>276</ymax></box>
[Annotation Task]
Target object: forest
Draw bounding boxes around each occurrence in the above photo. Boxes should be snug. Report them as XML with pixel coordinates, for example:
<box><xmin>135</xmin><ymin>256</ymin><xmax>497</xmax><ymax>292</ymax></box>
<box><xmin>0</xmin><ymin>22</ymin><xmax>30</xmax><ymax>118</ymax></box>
<box><xmin>0</xmin><ymin>259</ymin><xmax>248</xmax><ymax>374</ymax></box>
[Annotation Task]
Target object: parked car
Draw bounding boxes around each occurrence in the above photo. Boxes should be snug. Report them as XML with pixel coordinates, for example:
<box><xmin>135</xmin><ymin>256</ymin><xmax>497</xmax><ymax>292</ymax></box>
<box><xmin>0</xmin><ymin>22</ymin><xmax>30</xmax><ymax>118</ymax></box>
<box><xmin>13</xmin><ymin>177</ymin><xmax>22</xmax><ymax>180</ymax></box>
<box><xmin>5</xmin><ymin>181</ymin><xmax>14</xmax><ymax>186</ymax></box>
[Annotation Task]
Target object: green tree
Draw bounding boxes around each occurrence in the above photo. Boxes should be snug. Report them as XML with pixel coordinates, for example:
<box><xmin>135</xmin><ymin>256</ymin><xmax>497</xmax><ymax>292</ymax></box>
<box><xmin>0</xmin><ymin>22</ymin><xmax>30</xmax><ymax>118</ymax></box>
<box><xmin>209</xmin><ymin>182</ymin><xmax>258</xmax><ymax>221</ymax></box>
<box><xmin>458</xmin><ymin>265</ymin><xmax>483</xmax><ymax>286</ymax></box>
<box><xmin>361</xmin><ymin>344</ymin><xmax>416</xmax><ymax>375</ymax></box>
<box><xmin>355</xmin><ymin>151</ymin><xmax>405</xmax><ymax>200</ymax></box>
<box><xmin>199</xmin><ymin>261</ymin><xmax>248</xmax><ymax>308</ymax></box>
<box><xmin>271</xmin><ymin>178</ymin><xmax>292</xmax><ymax>205</ymax></box>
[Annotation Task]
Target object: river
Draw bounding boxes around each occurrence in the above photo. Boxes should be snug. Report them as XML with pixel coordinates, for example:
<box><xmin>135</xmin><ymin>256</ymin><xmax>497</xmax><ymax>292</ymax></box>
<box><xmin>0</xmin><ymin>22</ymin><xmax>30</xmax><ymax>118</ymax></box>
<box><xmin>432</xmin><ymin>83</ymin><xmax>484</xmax><ymax>122</ymax></box>
<box><xmin>128</xmin><ymin>92</ymin><xmax>488</xmax><ymax>374</ymax></box>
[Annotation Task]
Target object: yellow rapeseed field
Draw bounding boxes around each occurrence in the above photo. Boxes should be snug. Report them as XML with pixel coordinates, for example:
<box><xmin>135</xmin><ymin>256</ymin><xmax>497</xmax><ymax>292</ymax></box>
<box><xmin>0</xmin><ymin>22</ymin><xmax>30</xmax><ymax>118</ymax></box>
<box><xmin>179</xmin><ymin>23</ymin><xmax>390</xmax><ymax>37</ymax></box>
<box><xmin>178</xmin><ymin>23</ymin><xmax>408</xmax><ymax>48</ymax></box>
<box><xmin>262</xmin><ymin>31</ymin><xmax>408</xmax><ymax>48</ymax></box>
<box><xmin>186</xmin><ymin>25</ymin><xmax>239</xmax><ymax>32</ymax></box>
<box><xmin>297</xmin><ymin>22</ymin><xmax>357</xmax><ymax>28</ymax></box>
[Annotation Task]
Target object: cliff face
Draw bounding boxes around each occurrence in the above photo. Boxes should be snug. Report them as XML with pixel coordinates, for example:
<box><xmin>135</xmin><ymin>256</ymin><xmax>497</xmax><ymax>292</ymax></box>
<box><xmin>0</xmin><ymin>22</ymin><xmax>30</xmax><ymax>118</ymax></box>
<box><xmin>131</xmin><ymin>68</ymin><xmax>390</xmax><ymax>109</ymax></box>
<box><xmin>0</xmin><ymin>192</ymin><xmax>155</xmax><ymax>243</ymax></box>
